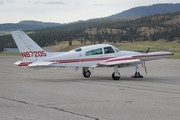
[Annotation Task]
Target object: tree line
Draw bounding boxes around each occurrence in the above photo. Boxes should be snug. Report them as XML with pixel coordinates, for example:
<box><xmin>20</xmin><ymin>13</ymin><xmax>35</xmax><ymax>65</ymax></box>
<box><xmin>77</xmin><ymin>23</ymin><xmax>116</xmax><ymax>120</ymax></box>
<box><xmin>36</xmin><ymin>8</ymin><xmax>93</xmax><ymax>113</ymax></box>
<box><xmin>0</xmin><ymin>12</ymin><xmax>180</xmax><ymax>51</ymax></box>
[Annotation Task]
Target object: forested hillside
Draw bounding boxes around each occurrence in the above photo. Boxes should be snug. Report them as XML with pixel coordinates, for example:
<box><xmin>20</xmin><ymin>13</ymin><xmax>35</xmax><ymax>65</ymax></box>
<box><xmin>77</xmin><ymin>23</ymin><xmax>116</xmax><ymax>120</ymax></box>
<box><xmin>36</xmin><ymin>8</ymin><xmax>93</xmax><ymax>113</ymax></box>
<box><xmin>0</xmin><ymin>20</ymin><xmax>62</xmax><ymax>31</ymax></box>
<box><xmin>0</xmin><ymin>12</ymin><xmax>180</xmax><ymax>51</ymax></box>
<box><xmin>109</xmin><ymin>3</ymin><xmax>180</xmax><ymax>18</ymax></box>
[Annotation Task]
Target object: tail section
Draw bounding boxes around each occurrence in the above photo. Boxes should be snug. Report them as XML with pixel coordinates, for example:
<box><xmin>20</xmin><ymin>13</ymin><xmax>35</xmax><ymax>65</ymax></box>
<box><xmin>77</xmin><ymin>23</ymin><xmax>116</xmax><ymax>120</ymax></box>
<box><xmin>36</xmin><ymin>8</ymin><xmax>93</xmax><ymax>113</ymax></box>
<box><xmin>11</xmin><ymin>31</ymin><xmax>48</xmax><ymax>61</ymax></box>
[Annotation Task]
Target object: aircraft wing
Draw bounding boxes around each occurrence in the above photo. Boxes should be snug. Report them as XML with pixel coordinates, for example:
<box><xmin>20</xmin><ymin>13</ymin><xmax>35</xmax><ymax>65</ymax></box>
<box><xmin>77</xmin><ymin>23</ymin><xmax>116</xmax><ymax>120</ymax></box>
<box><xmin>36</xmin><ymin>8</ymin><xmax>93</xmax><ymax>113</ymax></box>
<box><xmin>97</xmin><ymin>51</ymin><xmax>173</xmax><ymax>67</ymax></box>
<box><xmin>97</xmin><ymin>56</ymin><xmax>140</xmax><ymax>67</ymax></box>
<box><xmin>132</xmin><ymin>51</ymin><xmax>173</xmax><ymax>61</ymax></box>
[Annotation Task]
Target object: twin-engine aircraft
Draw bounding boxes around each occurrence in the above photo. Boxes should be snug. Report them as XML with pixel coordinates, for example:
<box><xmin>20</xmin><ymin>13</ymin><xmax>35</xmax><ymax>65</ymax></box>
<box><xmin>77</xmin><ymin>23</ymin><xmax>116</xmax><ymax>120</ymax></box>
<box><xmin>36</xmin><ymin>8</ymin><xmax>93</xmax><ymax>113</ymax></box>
<box><xmin>11</xmin><ymin>31</ymin><xmax>173</xmax><ymax>80</ymax></box>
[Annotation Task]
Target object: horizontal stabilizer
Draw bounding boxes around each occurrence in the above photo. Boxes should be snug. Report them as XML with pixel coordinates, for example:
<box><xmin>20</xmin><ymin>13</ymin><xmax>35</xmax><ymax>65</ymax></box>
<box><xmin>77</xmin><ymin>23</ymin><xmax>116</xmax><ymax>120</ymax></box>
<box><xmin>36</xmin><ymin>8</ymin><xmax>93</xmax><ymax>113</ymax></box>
<box><xmin>14</xmin><ymin>61</ymin><xmax>55</xmax><ymax>67</ymax></box>
<box><xmin>28</xmin><ymin>62</ymin><xmax>55</xmax><ymax>67</ymax></box>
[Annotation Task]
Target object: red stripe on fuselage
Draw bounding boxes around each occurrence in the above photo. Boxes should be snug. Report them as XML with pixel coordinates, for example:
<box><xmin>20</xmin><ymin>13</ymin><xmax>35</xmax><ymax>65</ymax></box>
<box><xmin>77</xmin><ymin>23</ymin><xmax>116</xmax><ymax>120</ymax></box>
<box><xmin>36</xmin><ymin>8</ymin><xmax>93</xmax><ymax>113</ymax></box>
<box><xmin>104</xmin><ymin>57</ymin><xmax>135</xmax><ymax>62</ymax></box>
<box><xmin>51</xmin><ymin>57</ymin><xmax>113</xmax><ymax>63</ymax></box>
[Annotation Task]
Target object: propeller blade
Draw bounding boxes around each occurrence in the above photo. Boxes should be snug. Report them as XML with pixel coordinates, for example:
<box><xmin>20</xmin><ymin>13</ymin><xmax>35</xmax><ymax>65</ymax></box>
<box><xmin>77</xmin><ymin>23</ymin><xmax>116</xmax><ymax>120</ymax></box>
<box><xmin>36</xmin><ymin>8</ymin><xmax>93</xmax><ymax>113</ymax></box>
<box><xmin>144</xmin><ymin>61</ymin><xmax>147</xmax><ymax>74</ymax></box>
<box><xmin>145</xmin><ymin>47</ymin><xmax>150</xmax><ymax>53</ymax></box>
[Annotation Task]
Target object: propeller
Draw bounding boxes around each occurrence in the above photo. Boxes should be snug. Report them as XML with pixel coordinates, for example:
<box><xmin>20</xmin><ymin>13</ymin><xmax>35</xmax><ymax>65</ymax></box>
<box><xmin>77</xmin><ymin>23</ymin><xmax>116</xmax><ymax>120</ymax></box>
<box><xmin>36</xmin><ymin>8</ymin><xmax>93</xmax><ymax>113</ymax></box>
<box><xmin>145</xmin><ymin>47</ymin><xmax>150</xmax><ymax>53</ymax></box>
<box><xmin>144</xmin><ymin>61</ymin><xmax>147</xmax><ymax>74</ymax></box>
<box><xmin>142</xmin><ymin>47</ymin><xmax>150</xmax><ymax>74</ymax></box>
<box><xmin>142</xmin><ymin>61</ymin><xmax>147</xmax><ymax>74</ymax></box>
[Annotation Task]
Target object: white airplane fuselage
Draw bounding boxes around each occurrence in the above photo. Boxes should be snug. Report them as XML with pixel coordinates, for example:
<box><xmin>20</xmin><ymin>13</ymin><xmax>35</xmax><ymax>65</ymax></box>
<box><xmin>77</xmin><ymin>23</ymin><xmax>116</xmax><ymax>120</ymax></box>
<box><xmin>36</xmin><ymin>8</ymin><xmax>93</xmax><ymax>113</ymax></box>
<box><xmin>34</xmin><ymin>44</ymin><xmax>170</xmax><ymax>68</ymax></box>
<box><xmin>39</xmin><ymin>45</ymin><xmax>130</xmax><ymax>67</ymax></box>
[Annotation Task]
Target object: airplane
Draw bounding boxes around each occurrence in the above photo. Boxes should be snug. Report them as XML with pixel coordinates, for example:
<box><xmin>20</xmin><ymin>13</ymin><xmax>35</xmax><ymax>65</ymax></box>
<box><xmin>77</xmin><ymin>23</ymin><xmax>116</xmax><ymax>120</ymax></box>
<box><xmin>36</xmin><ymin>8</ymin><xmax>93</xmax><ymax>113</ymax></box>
<box><xmin>11</xmin><ymin>30</ymin><xmax>173</xmax><ymax>80</ymax></box>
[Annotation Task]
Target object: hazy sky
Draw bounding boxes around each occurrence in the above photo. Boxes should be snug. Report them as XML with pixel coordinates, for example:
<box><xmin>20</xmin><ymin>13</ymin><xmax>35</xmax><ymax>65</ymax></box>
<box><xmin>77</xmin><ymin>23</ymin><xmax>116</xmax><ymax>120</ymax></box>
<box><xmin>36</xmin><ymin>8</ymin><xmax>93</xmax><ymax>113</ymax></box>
<box><xmin>0</xmin><ymin>0</ymin><xmax>179</xmax><ymax>24</ymax></box>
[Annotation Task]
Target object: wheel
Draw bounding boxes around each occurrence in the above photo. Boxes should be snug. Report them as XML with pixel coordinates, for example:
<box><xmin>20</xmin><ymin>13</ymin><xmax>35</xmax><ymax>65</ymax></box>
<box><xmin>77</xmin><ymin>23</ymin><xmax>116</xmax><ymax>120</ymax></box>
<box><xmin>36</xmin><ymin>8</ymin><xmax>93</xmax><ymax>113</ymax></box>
<box><xmin>83</xmin><ymin>70</ymin><xmax>91</xmax><ymax>78</ymax></box>
<box><xmin>135</xmin><ymin>72</ymin><xmax>140</xmax><ymax>77</ymax></box>
<box><xmin>133</xmin><ymin>72</ymin><xmax>143</xmax><ymax>78</ymax></box>
<box><xmin>112</xmin><ymin>72</ymin><xmax>120</xmax><ymax>80</ymax></box>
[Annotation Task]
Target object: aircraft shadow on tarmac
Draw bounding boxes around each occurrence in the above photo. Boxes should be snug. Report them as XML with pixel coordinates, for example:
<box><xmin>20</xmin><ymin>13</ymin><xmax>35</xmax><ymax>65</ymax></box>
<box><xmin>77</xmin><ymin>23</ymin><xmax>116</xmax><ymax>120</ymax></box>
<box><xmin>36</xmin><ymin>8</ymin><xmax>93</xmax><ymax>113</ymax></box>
<box><xmin>32</xmin><ymin>75</ymin><xmax>170</xmax><ymax>84</ymax></box>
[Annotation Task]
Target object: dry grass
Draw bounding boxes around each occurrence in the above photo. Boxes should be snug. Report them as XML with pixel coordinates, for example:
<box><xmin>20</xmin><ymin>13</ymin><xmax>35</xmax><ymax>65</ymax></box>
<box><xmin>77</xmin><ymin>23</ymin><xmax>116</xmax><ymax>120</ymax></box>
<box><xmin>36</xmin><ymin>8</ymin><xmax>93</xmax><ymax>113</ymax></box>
<box><xmin>1</xmin><ymin>40</ymin><xmax>180</xmax><ymax>59</ymax></box>
<box><xmin>46</xmin><ymin>40</ymin><xmax>180</xmax><ymax>59</ymax></box>
<box><xmin>164</xmin><ymin>15</ymin><xmax>180</xmax><ymax>24</ymax></box>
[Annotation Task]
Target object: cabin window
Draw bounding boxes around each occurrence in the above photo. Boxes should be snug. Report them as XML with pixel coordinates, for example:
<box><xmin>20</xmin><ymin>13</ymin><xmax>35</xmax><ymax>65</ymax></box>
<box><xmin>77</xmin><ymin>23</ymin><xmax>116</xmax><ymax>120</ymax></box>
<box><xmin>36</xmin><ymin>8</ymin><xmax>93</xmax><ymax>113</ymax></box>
<box><xmin>74</xmin><ymin>48</ymin><xmax>82</xmax><ymax>52</ymax></box>
<box><xmin>104</xmin><ymin>46</ymin><xmax>115</xmax><ymax>54</ymax></box>
<box><xmin>86</xmin><ymin>48</ymin><xmax>103</xmax><ymax>56</ymax></box>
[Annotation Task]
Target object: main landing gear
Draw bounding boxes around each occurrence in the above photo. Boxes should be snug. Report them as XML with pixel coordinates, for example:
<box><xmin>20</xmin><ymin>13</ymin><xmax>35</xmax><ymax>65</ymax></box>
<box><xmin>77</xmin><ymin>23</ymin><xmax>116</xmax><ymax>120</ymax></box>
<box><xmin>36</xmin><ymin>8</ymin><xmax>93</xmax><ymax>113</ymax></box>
<box><xmin>82</xmin><ymin>67</ymin><xmax>91</xmax><ymax>78</ymax></box>
<box><xmin>112</xmin><ymin>66</ymin><xmax>120</xmax><ymax>80</ymax></box>
<box><xmin>131</xmin><ymin>65</ymin><xmax>143</xmax><ymax>78</ymax></box>
<box><xmin>112</xmin><ymin>65</ymin><xmax>143</xmax><ymax>80</ymax></box>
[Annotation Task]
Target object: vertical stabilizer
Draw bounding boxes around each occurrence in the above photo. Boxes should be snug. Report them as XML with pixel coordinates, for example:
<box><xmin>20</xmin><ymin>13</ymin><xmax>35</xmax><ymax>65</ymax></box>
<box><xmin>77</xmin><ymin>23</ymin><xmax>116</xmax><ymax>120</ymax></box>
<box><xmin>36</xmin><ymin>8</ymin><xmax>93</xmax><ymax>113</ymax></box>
<box><xmin>11</xmin><ymin>31</ymin><xmax>48</xmax><ymax>61</ymax></box>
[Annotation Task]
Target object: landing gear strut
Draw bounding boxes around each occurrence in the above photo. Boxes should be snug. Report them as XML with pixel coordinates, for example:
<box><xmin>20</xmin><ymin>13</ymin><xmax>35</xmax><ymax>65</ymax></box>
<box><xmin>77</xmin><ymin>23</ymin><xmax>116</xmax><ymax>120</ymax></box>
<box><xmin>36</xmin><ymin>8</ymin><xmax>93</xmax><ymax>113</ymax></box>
<box><xmin>112</xmin><ymin>66</ymin><xmax>120</xmax><ymax>80</ymax></box>
<box><xmin>131</xmin><ymin>65</ymin><xmax>143</xmax><ymax>78</ymax></box>
<box><xmin>82</xmin><ymin>67</ymin><xmax>91</xmax><ymax>78</ymax></box>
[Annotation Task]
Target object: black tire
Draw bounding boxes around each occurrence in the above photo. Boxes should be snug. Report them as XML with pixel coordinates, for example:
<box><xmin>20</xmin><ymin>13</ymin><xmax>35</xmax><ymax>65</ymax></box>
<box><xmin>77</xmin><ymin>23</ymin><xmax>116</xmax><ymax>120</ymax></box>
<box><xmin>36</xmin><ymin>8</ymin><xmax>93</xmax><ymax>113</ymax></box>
<box><xmin>135</xmin><ymin>72</ymin><xmax>140</xmax><ymax>77</ymax></box>
<box><xmin>83</xmin><ymin>70</ymin><xmax>91</xmax><ymax>78</ymax></box>
<box><xmin>140</xmin><ymin>75</ymin><xmax>143</xmax><ymax>78</ymax></box>
<box><xmin>134</xmin><ymin>72</ymin><xmax>143</xmax><ymax>78</ymax></box>
<box><xmin>112</xmin><ymin>72</ymin><xmax>120</xmax><ymax>80</ymax></box>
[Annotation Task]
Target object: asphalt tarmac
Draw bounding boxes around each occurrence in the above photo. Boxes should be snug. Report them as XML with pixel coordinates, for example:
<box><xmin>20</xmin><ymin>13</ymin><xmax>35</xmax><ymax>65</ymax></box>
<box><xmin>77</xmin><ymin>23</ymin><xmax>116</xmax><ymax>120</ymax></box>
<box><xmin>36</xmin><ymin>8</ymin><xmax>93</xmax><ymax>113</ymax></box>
<box><xmin>0</xmin><ymin>56</ymin><xmax>180</xmax><ymax>120</ymax></box>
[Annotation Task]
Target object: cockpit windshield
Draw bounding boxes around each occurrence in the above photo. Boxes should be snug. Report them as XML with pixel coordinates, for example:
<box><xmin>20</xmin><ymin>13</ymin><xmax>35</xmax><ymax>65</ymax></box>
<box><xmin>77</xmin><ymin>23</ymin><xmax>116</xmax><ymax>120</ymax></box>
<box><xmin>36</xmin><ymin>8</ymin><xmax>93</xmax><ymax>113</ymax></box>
<box><xmin>104</xmin><ymin>46</ymin><xmax>115</xmax><ymax>54</ymax></box>
<box><xmin>114</xmin><ymin>48</ymin><xmax>120</xmax><ymax>52</ymax></box>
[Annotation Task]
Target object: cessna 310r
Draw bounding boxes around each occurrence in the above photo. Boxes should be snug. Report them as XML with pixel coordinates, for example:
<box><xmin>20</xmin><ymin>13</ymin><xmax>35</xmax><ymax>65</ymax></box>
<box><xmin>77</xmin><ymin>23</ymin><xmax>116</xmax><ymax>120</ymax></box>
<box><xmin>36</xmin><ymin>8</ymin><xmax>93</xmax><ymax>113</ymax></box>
<box><xmin>11</xmin><ymin>31</ymin><xmax>173</xmax><ymax>80</ymax></box>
